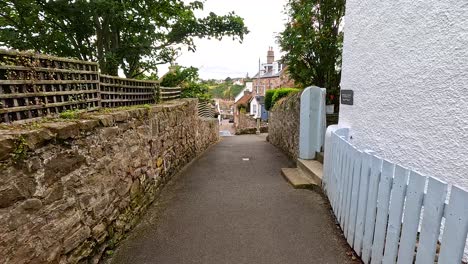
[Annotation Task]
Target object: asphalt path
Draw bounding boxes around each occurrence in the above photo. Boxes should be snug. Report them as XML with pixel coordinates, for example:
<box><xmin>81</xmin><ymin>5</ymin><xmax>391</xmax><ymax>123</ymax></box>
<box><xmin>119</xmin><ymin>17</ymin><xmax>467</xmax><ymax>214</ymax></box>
<box><xmin>109</xmin><ymin>135</ymin><xmax>358</xmax><ymax>264</ymax></box>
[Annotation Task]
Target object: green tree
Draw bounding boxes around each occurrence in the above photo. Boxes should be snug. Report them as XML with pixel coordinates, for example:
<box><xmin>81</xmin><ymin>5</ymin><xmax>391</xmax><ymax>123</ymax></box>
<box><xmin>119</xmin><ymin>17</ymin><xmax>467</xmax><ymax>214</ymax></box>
<box><xmin>160</xmin><ymin>65</ymin><xmax>211</xmax><ymax>100</ymax></box>
<box><xmin>277</xmin><ymin>0</ymin><xmax>345</xmax><ymax>94</ymax></box>
<box><xmin>160</xmin><ymin>66</ymin><xmax>199</xmax><ymax>87</ymax></box>
<box><xmin>0</xmin><ymin>0</ymin><xmax>249</xmax><ymax>78</ymax></box>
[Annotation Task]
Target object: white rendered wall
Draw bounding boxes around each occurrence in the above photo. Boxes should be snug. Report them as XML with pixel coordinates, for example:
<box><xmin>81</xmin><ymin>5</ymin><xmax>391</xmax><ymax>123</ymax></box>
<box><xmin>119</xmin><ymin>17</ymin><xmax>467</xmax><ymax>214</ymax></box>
<box><xmin>339</xmin><ymin>1</ymin><xmax>468</xmax><ymax>189</ymax></box>
<box><xmin>246</xmin><ymin>82</ymin><xmax>253</xmax><ymax>92</ymax></box>
<box><xmin>250</xmin><ymin>100</ymin><xmax>258</xmax><ymax>116</ymax></box>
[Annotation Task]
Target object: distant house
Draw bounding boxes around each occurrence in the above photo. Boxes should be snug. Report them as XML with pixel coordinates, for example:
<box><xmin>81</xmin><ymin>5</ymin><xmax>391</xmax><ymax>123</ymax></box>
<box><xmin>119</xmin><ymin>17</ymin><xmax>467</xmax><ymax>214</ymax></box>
<box><xmin>249</xmin><ymin>95</ymin><xmax>268</xmax><ymax>121</ymax></box>
<box><xmin>251</xmin><ymin>47</ymin><xmax>295</xmax><ymax>97</ymax></box>
<box><xmin>233</xmin><ymin>90</ymin><xmax>252</xmax><ymax>126</ymax></box>
<box><xmin>234</xmin><ymin>82</ymin><xmax>253</xmax><ymax>103</ymax></box>
<box><xmin>232</xmin><ymin>78</ymin><xmax>245</xmax><ymax>86</ymax></box>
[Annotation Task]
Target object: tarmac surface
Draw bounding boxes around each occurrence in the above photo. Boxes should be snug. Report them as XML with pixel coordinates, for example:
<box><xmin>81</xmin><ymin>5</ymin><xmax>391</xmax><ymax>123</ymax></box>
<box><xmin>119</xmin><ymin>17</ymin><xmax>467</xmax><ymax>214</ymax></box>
<box><xmin>108</xmin><ymin>134</ymin><xmax>359</xmax><ymax>264</ymax></box>
<box><xmin>219</xmin><ymin>119</ymin><xmax>235</xmax><ymax>136</ymax></box>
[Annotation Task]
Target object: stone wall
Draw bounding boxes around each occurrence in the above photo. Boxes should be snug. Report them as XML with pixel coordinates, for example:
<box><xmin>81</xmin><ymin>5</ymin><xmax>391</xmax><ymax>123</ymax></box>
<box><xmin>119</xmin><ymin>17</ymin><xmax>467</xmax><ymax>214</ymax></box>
<box><xmin>268</xmin><ymin>93</ymin><xmax>340</xmax><ymax>160</ymax></box>
<box><xmin>235</xmin><ymin>113</ymin><xmax>267</xmax><ymax>134</ymax></box>
<box><xmin>235</xmin><ymin>126</ymin><xmax>268</xmax><ymax>135</ymax></box>
<box><xmin>0</xmin><ymin>99</ymin><xmax>219</xmax><ymax>263</ymax></box>
<box><xmin>268</xmin><ymin>93</ymin><xmax>301</xmax><ymax>160</ymax></box>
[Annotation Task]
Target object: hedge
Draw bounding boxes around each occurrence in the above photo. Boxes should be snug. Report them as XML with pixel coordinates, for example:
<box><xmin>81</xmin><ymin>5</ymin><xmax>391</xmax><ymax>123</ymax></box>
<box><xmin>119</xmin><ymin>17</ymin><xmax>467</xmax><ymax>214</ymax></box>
<box><xmin>265</xmin><ymin>88</ymin><xmax>301</xmax><ymax>110</ymax></box>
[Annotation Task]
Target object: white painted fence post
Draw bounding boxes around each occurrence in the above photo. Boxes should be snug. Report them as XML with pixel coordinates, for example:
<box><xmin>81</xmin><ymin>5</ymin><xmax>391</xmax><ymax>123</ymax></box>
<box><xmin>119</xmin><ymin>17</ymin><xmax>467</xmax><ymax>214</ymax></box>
<box><xmin>299</xmin><ymin>86</ymin><xmax>326</xmax><ymax>160</ymax></box>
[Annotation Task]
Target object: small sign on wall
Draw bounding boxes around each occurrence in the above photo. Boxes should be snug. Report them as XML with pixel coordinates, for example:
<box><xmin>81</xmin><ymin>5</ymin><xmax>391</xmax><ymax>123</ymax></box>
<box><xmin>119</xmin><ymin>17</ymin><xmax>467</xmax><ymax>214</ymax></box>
<box><xmin>341</xmin><ymin>90</ymin><xmax>354</xmax><ymax>105</ymax></box>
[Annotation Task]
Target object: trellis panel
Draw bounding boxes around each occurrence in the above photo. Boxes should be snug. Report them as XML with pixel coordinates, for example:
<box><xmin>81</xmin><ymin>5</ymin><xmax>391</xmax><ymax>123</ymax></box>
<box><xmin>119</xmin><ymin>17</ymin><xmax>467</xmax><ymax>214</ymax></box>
<box><xmin>99</xmin><ymin>75</ymin><xmax>156</xmax><ymax>108</ymax></box>
<box><xmin>0</xmin><ymin>49</ymin><xmax>182</xmax><ymax>123</ymax></box>
<box><xmin>0</xmin><ymin>49</ymin><xmax>99</xmax><ymax>122</ymax></box>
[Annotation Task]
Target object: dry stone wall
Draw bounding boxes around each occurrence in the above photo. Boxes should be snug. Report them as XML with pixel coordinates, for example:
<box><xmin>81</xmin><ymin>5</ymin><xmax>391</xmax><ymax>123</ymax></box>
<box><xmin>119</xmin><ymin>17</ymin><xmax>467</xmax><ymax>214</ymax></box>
<box><xmin>268</xmin><ymin>93</ymin><xmax>301</xmax><ymax>160</ymax></box>
<box><xmin>0</xmin><ymin>99</ymin><xmax>218</xmax><ymax>263</ymax></box>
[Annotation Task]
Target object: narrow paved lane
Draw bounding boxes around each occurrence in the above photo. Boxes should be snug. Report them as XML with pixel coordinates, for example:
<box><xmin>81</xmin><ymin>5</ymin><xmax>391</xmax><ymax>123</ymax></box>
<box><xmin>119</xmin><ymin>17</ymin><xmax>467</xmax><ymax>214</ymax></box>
<box><xmin>219</xmin><ymin>119</ymin><xmax>235</xmax><ymax>137</ymax></box>
<box><xmin>109</xmin><ymin>135</ymin><xmax>357</xmax><ymax>264</ymax></box>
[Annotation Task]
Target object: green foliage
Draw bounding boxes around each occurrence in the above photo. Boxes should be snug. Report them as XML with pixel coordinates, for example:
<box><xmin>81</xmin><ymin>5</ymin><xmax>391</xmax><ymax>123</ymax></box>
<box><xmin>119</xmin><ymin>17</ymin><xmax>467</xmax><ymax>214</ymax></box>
<box><xmin>59</xmin><ymin>109</ymin><xmax>79</xmax><ymax>119</ymax></box>
<box><xmin>181</xmin><ymin>82</ymin><xmax>212</xmax><ymax>101</ymax></box>
<box><xmin>0</xmin><ymin>0</ymin><xmax>249</xmax><ymax>78</ymax></box>
<box><xmin>208</xmin><ymin>83</ymin><xmax>243</xmax><ymax>100</ymax></box>
<box><xmin>160</xmin><ymin>65</ymin><xmax>211</xmax><ymax>100</ymax></box>
<box><xmin>265</xmin><ymin>88</ymin><xmax>301</xmax><ymax>110</ymax></box>
<box><xmin>13</xmin><ymin>136</ymin><xmax>28</xmax><ymax>161</ymax></box>
<box><xmin>160</xmin><ymin>66</ymin><xmax>199</xmax><ymax>87</ymax></box>
<box><xmin>200</xmin><ymin>79</ymin><xmax>219</xmax><ymax>86</ymax></box>
<box><xmin>277</xmin><ymin>0</ymin><xmax>345</xmax><ymax>90</ymax></box>
<box><xmin>238</xmin><ymin>105</ymin><xmax>247</xmax><ymax>113</ymax></box>
<box><xmin>264</xmin><ymin>90</ymin><xmax>275</xmax><ymax>111</ymax></box>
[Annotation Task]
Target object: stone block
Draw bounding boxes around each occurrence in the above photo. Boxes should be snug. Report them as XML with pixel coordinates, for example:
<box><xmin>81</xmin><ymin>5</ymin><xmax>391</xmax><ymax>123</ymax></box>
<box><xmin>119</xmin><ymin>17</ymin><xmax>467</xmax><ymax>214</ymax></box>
<box><xmin>44</xmin><ymin>152</ymin><xmax>86</xmax><ymax>186</ymax></box>
<box><xmin>92</xmin><ymin>223</ymin><xmax>107</xmax><ymax>241</ymax></box>
<box><xmin>112</xmin><ymin>111</ymin><xmax>130</xmax><ymax>122</ymax></box>
<box><xmin>0</xmin><ymin>185</ymin><xmax>25</xmax><ymax>208</ymax></box>
<box><xmin>20</xmin><ymin>198</ymin><xmax>43</xmax><ymax>211</ymax></box>
<box><xmin>77</xmin><ymin>119</ymin><xmax>100</xmax><ymax>131</ymax></box>
<box><xmin>67</xmin><ymin>239</ymin><xmax>95</xmax><ymax>263</ymax></box>
<box><xmin>93</xmin><ymin>115</ymin><xmax>114</xmax><ymax>127</ymax></box>
<box><xmin>63</xmin><ymin>226</ymin><xmax>91</xmax><ymax>254</ymax></box>
<box><xmin>130</xmin><ymin>180</ymin><xmax>141</xmax><ymax>200</ymax></box>
<box><xmin>42</xmin><ymin>122</ymin><xmax>80</xmax><ymax>140</ymax></box>
<box><xmin>22</xmin><ymin>129</ymin><xmax>54</xmax><ymax>150</ymax></box>
<box><xmin>101</xmin><ymin>127</ymin><xmax>120</xmax><ymax>139</ymax></box>
<box><xmin>43</xmin><ymin>182</ymin><xmax>64</xmax><ymax>204</ymax></box>
<box><xmin>0</xmin><ymin>135</ymin><xmax>16</xmax><ymax>161</ymax></box>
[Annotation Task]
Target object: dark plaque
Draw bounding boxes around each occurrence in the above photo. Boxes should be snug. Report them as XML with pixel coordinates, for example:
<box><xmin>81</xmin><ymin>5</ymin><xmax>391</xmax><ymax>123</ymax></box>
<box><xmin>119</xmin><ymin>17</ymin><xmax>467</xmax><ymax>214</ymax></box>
<box><xmin>341</xmin><ymin>90</ymin><xmax>354</xmax><ymax>105</ymax></box>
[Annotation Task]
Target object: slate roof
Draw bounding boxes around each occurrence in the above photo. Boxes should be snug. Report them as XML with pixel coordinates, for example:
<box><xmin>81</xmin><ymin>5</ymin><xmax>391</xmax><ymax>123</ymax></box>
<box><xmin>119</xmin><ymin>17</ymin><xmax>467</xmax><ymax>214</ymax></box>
<box><xmin>250</xmin><ymin>95</ymin><xmax>265</xmax><ymax>105</ymax></box>
<box><xmin>252</xmin><ymin>71</ymin><xmax>281</xmax><ymax>79</ymax></box>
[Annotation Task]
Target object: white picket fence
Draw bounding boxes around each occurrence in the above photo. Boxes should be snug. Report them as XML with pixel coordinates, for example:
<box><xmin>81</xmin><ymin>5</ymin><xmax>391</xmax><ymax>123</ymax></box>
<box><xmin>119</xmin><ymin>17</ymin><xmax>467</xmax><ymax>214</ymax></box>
<box><xmin>322</xmin><ymin>127</ymin><xmax>468</xmax><ymax>264</ymax></box>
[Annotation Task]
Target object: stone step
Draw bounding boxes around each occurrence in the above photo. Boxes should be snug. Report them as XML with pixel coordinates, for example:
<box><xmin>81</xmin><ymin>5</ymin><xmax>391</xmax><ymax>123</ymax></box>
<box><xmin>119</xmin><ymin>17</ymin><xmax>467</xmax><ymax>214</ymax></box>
<box><xmin>281</xmin><ymin>168</ymin><xmax>320</xmax><ymax>190</ymax></box>
<box><xmin>297</xmin><ymin>159</ymin><xmax>323</xmax><ymax>185</ymax></box>
<box><xmin>316</xmin><ymin>152</ymin><xmax>324</xmax><ymax>164</ymax></box>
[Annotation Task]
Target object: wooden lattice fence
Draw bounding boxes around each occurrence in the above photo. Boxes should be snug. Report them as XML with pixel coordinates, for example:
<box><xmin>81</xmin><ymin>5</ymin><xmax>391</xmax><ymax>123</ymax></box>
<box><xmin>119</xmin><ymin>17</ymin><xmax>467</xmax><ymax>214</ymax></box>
<box><xmin>0</xmin><ymin>49</ymin><xmax>181</xmax><ymax>123</ymax></box>
<box><xmin>99</xmin><ymin>75</ymin><xmax>156</xmax><ymax>108</ymax></box>
<box><xmin>197</xmin><ymin>100</ymin><xmax>216</xmax><ymax>118</ymax></box>
<box><xmin>160</xmin><ymin>86</ymin><xmax>182</xmax><ymax>101</ymax></box>
<box><xmin>0</xmin><ymin>50</ymin><xmax>100</xmax><ymax>123</ymax></box>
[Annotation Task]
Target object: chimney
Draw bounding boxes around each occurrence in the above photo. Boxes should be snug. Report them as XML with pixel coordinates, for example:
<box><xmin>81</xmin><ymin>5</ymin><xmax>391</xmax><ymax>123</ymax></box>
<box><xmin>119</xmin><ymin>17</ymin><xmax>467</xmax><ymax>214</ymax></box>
<box><xmin>267</xmin><ymin>47</ymin><xmax>274</xmax><ymax>64</ymax></box>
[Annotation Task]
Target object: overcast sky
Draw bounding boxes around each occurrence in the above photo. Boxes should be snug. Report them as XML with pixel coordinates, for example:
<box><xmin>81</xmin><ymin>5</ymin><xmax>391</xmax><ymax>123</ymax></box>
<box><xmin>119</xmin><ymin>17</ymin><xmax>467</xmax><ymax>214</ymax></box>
<box><xmin>159</xmin><ymin>0</ymin><xmax>289</xmax><ymax>80</ymax></box>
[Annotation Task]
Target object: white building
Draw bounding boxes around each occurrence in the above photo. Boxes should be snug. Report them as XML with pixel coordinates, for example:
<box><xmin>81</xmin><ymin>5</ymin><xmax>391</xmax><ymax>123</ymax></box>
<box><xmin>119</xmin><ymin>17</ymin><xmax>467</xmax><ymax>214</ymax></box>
<box><xmin>249</xmin><ymin>96</ymin><xmax>261</xmax><ymax>119</ymax></box>
<box><xmin>339</xmin><ymin>2</ymin><xmax>468</xmax><ymax>191</ymax></box>
<box><xmin>234</xmin><ymin>82</ymin><xmax>253</xmax><ymax>103</ymax></box>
